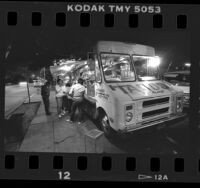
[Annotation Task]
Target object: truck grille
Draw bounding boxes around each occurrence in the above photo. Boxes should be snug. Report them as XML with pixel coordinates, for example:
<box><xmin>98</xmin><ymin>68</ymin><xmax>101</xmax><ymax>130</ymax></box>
<box><xmin>143</xmin><ymin>97</ymin><xmax>169</xmax><ymax>108</ymax></box>
<box><xmin>142</xmin><ymin>107</ymin><xmax>169</xmax><ymax>119</ymax></box>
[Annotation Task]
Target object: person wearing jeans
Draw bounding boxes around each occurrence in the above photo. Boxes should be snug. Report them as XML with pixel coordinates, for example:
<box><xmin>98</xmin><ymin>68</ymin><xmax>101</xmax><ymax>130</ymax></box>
<box><xmin>66</xmin><ymin>78</ymin><xmax>85</xmax><ymax>124</ymax></box>
<box><xmin>62</xmin><ymin>82</ymin><xmax>71</xmax><ymax>113</ymax></box>
<box><xmin>69</xmin><ymin>99</ymin><xmax>84</xmax><ymax>122</ymax></box>
<box><xmin>55</xmin><ymin>79</ymin><xmax>65</xmax><ymax>118</ymax></box>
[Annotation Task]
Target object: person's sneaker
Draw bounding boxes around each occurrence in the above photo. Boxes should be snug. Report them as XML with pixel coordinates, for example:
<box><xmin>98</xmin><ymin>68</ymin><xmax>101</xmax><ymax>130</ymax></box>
<box><xmin>61</xmin><ymin>111</ymin><xmax>66</xmax><ymax>115</ymax></box>
<box><xmin>58</xmin><ymin>114</ymin><xmax>62</xmax><ymax>118</ymax></box>
<box><xmin>46</xmin><ymin>112</ymin><xmax>51</xmax><ymax>116</ymax></box>
<box><xmin>66</xmin><ymin>118</ymin><xmax>73</xmax><ymax>123</ymax></box>
<box><xmin>79</xmin><ymin>120</ymin><xmax>85</xmax><ymax>124</ymax></box>
<box><xmin>78</xmin><ymin>122</ymin><xmax>82</xmax><ymax>125</ymax></box>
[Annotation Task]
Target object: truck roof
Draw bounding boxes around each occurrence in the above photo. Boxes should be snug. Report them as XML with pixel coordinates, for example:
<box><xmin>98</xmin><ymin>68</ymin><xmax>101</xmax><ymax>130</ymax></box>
<box><xmin>95</xmin><ymin>41</ymin><xmax>155</xmax><ymax>56</ymax></box>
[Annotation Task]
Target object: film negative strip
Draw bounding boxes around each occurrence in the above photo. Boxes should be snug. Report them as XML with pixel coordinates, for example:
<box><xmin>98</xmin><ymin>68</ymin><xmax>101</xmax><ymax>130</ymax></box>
<box><xmin>0</xmin><ymin>0</ymin><xmax>200</xmax><ymax>182</ymax></box>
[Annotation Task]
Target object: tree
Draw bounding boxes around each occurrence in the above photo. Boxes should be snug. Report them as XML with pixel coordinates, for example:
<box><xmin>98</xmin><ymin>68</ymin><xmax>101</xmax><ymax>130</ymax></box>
<box><xmin>40</xmin><ymin>66</ymin><xmax>53</xmax><ymax>83</ymax></box>
<box><xmin>6</xmin><ymin>66</ymin><xmax>31</xmax><ymax>84</ymax></box>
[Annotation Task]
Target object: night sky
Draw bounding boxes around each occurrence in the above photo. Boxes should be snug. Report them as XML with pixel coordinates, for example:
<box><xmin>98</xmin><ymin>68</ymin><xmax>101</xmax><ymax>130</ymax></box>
<box><xmin>6</xmin><ymin>26</ymin><xmax>190</xmax><ymax>72</ymax></box>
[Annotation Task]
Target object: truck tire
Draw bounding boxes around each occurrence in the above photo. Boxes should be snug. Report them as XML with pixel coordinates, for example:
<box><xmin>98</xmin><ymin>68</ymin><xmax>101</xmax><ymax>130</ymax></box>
<box><xmin>98</xmin><ymin>111</ymin><xmax>115</xmax><ymax>138</ymax></box>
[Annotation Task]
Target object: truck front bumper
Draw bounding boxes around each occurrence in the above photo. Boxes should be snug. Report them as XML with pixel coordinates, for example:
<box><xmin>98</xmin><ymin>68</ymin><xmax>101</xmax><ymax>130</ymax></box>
<box><xmin>119</xmin><ymin>113</ymin><xmax>187</xmax><ymax>134</ymax></box>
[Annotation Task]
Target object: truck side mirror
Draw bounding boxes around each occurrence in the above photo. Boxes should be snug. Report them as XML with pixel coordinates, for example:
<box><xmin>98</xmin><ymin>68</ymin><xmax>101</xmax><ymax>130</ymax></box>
<box><xmin>87</xmin><ymin>52</ymin><xmax>96</xmax><ymax>71</ymax></box>
<box><xmin>88</xmin><ymin>52</ymin><xmax>102</xmax><ymax>83</ymax></box>
<box><xmin>88</xmin><ymin>59</ymin><xmax>95</xmax><ymax>70</ymax></box>
<box><xmin>95</xmin><ymin>60</ymin><xmax>102</xmax><ymax>83</ymax></box>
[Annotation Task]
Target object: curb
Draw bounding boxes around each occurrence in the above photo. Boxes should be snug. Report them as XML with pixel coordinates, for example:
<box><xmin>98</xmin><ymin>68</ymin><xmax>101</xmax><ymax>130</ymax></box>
<box><xmin>5</xmin><ymin>94</ymin><xmax>40</xmax><ymax>119</ymax></box>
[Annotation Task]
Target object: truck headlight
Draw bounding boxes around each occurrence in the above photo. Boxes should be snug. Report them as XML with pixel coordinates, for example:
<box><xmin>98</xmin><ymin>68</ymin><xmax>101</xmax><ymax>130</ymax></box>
<box><xmin>177</xmin><ymin>101</ymin><xmax>181</xmax><ymax>109</ymax></box>
<box><xmin>183</xmin><ymin>94</ymin><xmax>190</xmax><ymax>103</ymax></box>
<box><xmin>126</xmin><ymin>112</ymin><xmax>133</xmax><ymax>122</ymax></box>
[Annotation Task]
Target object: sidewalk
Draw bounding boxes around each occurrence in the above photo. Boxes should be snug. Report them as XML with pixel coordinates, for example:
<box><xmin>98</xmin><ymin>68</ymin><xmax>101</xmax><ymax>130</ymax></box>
<box><xmin>5</xmin><ymin>86</ymin><xmax>35</xmax><ymax>118</ymax></box>
<box><xmin>19</xmin><ymin>91</ymin><xmax>120</xmax><ymax>153</ymax></box>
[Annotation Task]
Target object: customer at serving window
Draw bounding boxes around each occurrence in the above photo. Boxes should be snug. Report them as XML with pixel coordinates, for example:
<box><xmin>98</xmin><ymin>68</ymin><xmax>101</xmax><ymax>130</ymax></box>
<box><xmin>55</xmin><ymin>78</ymin><xmax>65</xmax><ymax>118</ymax></box>
<box><xmin>62</xmin><ymin>82</ymin><xmax>72</xmax><ymax>113</ymax></box>
<box><xmin>66</xmin><ymin>78</ymin><xmax>85</xmax><ymax>124</ymax></box>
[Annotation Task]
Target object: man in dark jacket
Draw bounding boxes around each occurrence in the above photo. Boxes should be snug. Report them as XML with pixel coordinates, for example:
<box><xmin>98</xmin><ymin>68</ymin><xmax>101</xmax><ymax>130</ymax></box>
<box><xmin>41</xmin><ymin>81</ymin><xmax>51</xmax><ymax>115</ymax></box>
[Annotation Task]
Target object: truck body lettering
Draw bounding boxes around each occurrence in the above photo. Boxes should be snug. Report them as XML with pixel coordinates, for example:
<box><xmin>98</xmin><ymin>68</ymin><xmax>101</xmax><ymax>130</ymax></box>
<box><xmin>149</xmin><ymin>83</ymin><xmax>160</xmax><ymax>90</ymax></box>
<box><xmin>142</xmin><ymin>84</ymin><xmax>155</xmax><ymax>93</ymax></box>
<box><xmin>126</xmin><ymin>85</ymin><xmax>146</xmax><ymax>95</ymax></box>
<box><xmin>156</xmin><ymin>82</ymin><xmax>169</xmax><ymax>90</ymax></box>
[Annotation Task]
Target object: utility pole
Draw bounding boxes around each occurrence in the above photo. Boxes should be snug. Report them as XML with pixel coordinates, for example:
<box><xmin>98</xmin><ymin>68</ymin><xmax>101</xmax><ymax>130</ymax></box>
<box><xmin>26</xmin><ymin>81</ymin><xmax>31</xmax><ymax>103</ymax></box>
<box><xmin>23</xmin><ymin>66</ymin><xmax>31</xmax><ymax>103</ymax></box>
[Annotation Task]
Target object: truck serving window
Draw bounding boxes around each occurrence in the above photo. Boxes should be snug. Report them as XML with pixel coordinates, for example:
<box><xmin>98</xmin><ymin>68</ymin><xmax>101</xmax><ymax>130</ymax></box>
<box><xmin>100</xmin><ymin>53</ymin><xmax>136</xmax><ymax>83</ymax></box>
<box><xmin>133</xmin><ymin>56</ymin><xmax>160</xmax><ymax>81</ymax></box>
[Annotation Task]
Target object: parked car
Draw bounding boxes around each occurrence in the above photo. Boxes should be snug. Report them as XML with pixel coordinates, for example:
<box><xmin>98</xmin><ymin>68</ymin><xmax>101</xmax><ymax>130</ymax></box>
<box><xmin>33</xmin><ymin>80</ymin><xmax>43</xmax><ymax>87</ymax></box>
<box><xmin>19</xmin><ymin>81</ymin><xmax>28</xmax><ymax>86</ymax></box>
<box><xmin>163</xmin><ymin>71</ymin><xmax>190</xmax><ymax>108</ymax></box>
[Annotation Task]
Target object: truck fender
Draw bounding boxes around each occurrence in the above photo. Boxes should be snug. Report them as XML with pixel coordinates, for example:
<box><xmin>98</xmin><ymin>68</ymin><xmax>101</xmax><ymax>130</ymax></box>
<box><xmin>96</xmin><ymin>107</ymin><xmax>106</xmax><ymax>120</ymax></box>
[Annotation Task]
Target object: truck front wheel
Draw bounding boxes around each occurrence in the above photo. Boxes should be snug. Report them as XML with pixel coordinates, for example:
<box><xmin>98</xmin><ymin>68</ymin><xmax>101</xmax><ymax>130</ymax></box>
<box><xmin>98</xmin><ymin>112</ymin><xmax>115</xmax><ymax>138</ymax></box>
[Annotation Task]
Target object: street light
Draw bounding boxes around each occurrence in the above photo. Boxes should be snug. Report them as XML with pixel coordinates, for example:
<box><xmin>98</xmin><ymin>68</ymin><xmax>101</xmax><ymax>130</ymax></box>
<box><xmin>184</xmin><ymin>63</ymin><xmax>191</xmax><ymax>67</ymax></box>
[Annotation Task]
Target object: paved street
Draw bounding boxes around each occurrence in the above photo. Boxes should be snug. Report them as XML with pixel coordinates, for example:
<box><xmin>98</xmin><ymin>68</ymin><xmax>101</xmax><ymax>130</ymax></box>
<box><xmin>5</xmin><ymin>84</ymin><xmax>36</xmax><ymax>116</ymax></box>
<box><xmin>18</xmin><ymin>91</ymin><xmax>106</xmax><ymax>153</ymax></box>
<box><xmin>104</xmin><ymin>117</ymin><xmax>190</xmax><ymax>154</ymax></box>
<box><xmin>4</xmin><ymin>86</ymin><xmax>193</xmax><ymax>154</ymax></box>
<box><xmin>7</xmin><ymin>89</ymin><xmax>191</xmax><ymax>154</ymax></box>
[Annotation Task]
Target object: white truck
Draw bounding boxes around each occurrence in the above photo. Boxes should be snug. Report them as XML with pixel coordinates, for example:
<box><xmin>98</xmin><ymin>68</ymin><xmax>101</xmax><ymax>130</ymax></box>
<box><xmin>74</xmin><ymin>41</ymin><xmax>186</xmax><ymax>136</ymax></box>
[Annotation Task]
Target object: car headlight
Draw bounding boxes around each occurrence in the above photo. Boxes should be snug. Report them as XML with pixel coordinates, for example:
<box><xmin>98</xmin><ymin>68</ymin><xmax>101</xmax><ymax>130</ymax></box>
<box><xmin>126</xmin><ymin>112</ymin><xmax>133</xmax><ymax>122</ymax></box>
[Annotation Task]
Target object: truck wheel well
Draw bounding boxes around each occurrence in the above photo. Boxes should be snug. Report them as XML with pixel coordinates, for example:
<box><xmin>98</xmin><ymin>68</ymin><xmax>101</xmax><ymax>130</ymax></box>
<box><xmin>96</xmin><ymin>107</ymin><xmax>106</xmax><ymax>119</ymax></box>
<box><xmin>96</xmin><ymin>107</ymin><xmax>116</xmax><ymax>137</ymax></box>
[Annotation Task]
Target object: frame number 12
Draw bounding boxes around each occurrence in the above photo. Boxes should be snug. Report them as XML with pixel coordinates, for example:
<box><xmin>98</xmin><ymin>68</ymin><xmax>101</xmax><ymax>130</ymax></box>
<box><xmin>58</xmin><ymin>171</ymin><xmax>71</xmax><ymax>180</ymax></box>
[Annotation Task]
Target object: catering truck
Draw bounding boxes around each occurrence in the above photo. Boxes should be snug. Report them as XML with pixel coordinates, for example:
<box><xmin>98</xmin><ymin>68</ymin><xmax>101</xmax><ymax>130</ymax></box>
<box><xmin>74</xmin><ymin>41</ymin><xmax>186</xmax><ymax>136</ymax></box>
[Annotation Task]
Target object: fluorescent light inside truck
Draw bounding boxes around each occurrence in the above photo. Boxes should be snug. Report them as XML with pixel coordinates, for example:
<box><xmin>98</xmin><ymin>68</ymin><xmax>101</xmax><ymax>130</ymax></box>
<box><xmin>147</xmin><ymin>56</ymin><xmax>161</xmax><ymax>67</ymax></box>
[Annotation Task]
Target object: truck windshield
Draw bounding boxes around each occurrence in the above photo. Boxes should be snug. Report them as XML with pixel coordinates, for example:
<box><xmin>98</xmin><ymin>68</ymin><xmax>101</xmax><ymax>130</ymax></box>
<box><xmin>133</xmin><ymin>55</ymin><xmax>160</xmax><ymax>81</ymax></box>
<box><xmin>100</xmin><ymin>53</ymin><xmax>136</xmax><ymax>83</ymax></box>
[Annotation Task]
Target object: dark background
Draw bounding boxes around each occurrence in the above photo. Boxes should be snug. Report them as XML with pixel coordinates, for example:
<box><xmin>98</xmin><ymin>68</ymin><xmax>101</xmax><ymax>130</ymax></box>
<box><xmin>6</xmin><ymin>29</ymin><xmax>190</xmax><ymax>73</ymax></box>
<box><xmin>7</xmin><ymin>29</ymin><xmax>190</xmax><ymax>66</ymax></box>
<box><xmin>2</xmin><ymin>2</ymin><xmax>191</xmax><ymax>84</ymax></box>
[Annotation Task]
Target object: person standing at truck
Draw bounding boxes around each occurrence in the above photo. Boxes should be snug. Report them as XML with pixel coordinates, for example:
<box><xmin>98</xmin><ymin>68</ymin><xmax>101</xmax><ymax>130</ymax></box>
<box><xmin>41</xmin><ymin>81</ymin><xmax>51</xmax><ymax>115</ymax></box>
<box><xmin>55</xmin><ymin>78</ymin><xmax>65</xmax><ymax>118</ymax></box>
<box><xmin>66</xmin><ymin>78</ymin><xmax>85</xmax><ymax>124</ymax></box>
<box><xmin>62</xmin><ymin>82</ymin><xmax>72</xmax><ymax>113</ymax></box>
